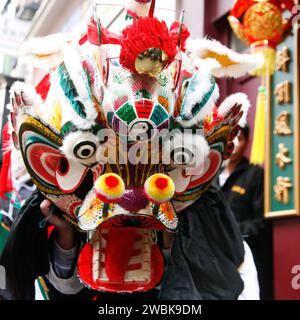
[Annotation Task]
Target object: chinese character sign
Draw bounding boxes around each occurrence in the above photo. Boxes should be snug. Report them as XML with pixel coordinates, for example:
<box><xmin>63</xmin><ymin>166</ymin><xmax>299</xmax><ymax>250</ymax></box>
<box><xmin>265</xmin><ymin>30</ymin><xmax>300</xmax><ymax>218</ymax></box>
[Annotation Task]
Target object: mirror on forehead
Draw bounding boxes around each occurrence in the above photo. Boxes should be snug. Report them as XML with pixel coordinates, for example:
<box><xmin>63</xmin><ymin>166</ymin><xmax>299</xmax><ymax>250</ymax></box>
<box><xmin>93</xmin><ymin>0</ymin><xmax>180</xmax><ymax>34</ymax></box>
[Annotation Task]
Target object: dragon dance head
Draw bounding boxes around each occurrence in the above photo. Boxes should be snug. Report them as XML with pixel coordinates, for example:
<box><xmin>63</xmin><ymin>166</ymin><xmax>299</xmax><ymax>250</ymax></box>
<box><xmin>9</xmin><ymin>1</ymin><xmax>259</xmax><ymax>293</ymax></box>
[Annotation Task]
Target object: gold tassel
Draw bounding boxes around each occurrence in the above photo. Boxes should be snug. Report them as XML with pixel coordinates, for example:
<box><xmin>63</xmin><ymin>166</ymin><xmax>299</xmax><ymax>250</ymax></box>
<box><xmin>250</xmin><ymin>86</ymin><xmax>266</xmax><ymax>165</ymax></box>
<box><xmin>250</xmin><ymin>42</ymin><xmax>276</xmax><ymax>77</ymax></box>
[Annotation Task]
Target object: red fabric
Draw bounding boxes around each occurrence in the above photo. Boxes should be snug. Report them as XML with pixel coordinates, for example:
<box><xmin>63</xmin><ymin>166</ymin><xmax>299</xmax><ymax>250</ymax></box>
<box><xmin>271</xmin><ymin>0</ymin><xmax>295</xmax><ymax>11</ymax></box>
<box><xmin>230</xmin><ymin>0</ymin><xmax>255</xmax><ymax>18</ymax></box>
<box><xmin>0</xmin><ymin>123</ymin><xmax>13</xmax><ymax>199</ymax></box>
<box><xmin>170</xmin><ymin>21</ymin><xmax>190</xmax><ymax>52</ymax></box>
<box><xmin>79</xmin><ymin>33</ymin><xmax>88</xmax><ymax>46</ymax></box>
<box><xmin>35</xmin><ymin>73</ymin><xmax>51</xmax><ymax>101</ymax></box>
<box><xmin>282</xmin><ymin>0</ymin><xmax>297</xmax><ymax>11</ymax></box>
<box><xmin>47</xmin><ymin>226</ymin><xmax>55</xmax><ymax>238</ymax></box>
<box><xmin>105</xmin><ymin>229</ymin><xmax>138</xmax><ymax>282</ymax></box>
<box><xmin>86</xmin><ymin>18</ymin><xmax>121</xmax><ymax>46</ymax></box>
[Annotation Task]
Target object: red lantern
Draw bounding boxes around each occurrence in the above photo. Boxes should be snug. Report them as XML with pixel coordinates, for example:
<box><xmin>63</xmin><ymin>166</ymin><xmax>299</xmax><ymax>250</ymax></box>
<box><xmin>228</xmin><ymin>0</ymin><xmax>295</xmax><ymax>165</ymax></box>
<box><xmin>228</xmin><ymin>0</ymin><xmax>295</xmax><ymax>76</ymax></box>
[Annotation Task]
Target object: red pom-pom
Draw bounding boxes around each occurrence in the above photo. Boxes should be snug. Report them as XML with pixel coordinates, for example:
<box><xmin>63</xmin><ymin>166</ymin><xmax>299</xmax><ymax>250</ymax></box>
<box><xmin>87</xmin><ymin>18</ymin><xmax>121</xmax><ymax>46</ymax></box>
<box><xmin>120</xmin><ymin>17</ymin><xmax>178</xmax><ymax>73</ymax></box>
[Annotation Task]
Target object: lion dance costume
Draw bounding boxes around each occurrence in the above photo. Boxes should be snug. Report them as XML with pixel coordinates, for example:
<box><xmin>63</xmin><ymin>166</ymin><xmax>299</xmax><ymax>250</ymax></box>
<box><xmin>2</xmin><ymin>0</ymin><xmax>260</xmax><ymax>297</ymax></box>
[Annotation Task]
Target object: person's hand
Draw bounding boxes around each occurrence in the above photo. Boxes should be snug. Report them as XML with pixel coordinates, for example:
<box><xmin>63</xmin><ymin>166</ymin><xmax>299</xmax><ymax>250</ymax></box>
<box><xmin>40</xmin><ymin>199</ymin><xmax>76</xmax><ymax>250</ymax></box>
<box><xmin>40</xmin><ymin>199</ymin><xmax>71</xmax><ymax>231</ymax></box>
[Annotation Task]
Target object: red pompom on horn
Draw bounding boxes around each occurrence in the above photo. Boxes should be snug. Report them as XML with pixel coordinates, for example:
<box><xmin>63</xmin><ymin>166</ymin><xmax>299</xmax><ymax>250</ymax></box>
<box><xmin>120</xmin><ymin>17</ymin><xmax>179</xmax><ymax>75</ymax></box>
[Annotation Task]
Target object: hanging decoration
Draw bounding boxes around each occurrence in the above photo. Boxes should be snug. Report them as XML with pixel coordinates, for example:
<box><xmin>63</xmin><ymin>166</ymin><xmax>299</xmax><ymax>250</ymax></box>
<box><xmin>228</xmin><ymin>0</ymin><xmax>295</xmax><ymax>165</ymax></box>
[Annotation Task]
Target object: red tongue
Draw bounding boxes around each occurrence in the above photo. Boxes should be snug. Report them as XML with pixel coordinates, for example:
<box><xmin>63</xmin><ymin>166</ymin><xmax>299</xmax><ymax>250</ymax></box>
<box><xmin>105</xmin><ymin>228</ymin><xmax>140</xmax><ymax>282</ymax></box>
<box><xmin>78</xmin><ymin>225</ymin><xmax>165</xmax><ymax>292</ymax></box>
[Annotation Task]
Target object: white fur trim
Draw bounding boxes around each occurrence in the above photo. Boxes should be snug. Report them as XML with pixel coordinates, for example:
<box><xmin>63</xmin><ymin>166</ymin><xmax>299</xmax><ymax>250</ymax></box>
<box><xmin>51</xmin><ymin>72</ymin><xmax>95</xmax><ymax>130</ymax></box>
<box><xmin>21</xmin><ymin>33</ymin><xmax>72</xmax><ymax>56</ymax></box>
<box><xmin>218</xmin><ymin>93</ymin><xmax>251</xmax><ymax>128</ymax></box>
<box><xmin>177</xmin><ymin>70</ymin><xmax>220</xmax><ymax>127</ymax></box>
<box><xmin>187</xmin><ymin>38</ymin><xmax>263</xmax><ymax>78</ymax></box>
<box><xmin>192</xmin><ymin>57</ymin><xmax>221</xmax><ymax>73</ymax></box>
<box><xmin>60</xmin><ymin>131</ymin><xmax>99</xmax><ymax>164</ymax></box>
<box><xmin>63</xmin><ymin>44</ymin><xmax>98</xmax><ymax>122</ymax></box>
<box><xmin>10</xmin><ymin>81</ymin><xmax>44</xmax><ymax>118</ymax></box>
<box><xmin>20</xmin><ymin>33</ymin><xmax>72</xmax><ymax>68</ymax></box>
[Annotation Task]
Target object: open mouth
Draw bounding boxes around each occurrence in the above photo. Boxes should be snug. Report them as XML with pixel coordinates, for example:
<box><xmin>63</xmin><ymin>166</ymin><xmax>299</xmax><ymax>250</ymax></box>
<box><xmin>77</xmin><ymin>226</ymin><xmax>165</xmax><ymax>292</ymax></box>
<box><xmin>76</xmin><ymin>172</ymin><xmax>177</xmax><ymax>292</ymax></box>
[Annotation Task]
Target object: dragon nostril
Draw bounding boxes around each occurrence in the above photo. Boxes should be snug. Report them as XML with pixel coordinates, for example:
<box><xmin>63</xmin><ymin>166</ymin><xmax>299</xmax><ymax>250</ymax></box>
<box><xmin>118</xmin><ymin>189</ymin><xmax>149</xmax><ymax>212</ymax></box>
<box><xmin>57</xmin><ymin>157</ymin><xmax>69</xmax><ymax>175</ymax></box>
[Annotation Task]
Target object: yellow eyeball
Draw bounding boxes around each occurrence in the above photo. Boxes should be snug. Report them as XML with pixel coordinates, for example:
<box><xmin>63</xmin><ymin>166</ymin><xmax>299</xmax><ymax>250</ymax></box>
<box><xmin>95</xmin><ymin>173</ymin><xmax>125</xmax><ymax>203</ymax></box>
<box><xmin>144</xmin><ymin>174</ymin><xmax>175</xmax><ymax>204</ymax></box>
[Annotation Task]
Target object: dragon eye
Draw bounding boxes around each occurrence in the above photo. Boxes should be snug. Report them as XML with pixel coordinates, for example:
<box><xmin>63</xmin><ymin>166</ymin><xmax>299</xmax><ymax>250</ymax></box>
<box><xmin>74</xmin><ymin>142</ymin><xmax>96</xmax><ymax>159</ymax></box>
<box><xmin>130</xmin><ymin>121</ymin><xmax>154</xmax><ymax>142</ymax></box>
<box><xmin>170</xmin><ymin>147</ymin><xmax>195</xmax><ymax>166</ymax></box>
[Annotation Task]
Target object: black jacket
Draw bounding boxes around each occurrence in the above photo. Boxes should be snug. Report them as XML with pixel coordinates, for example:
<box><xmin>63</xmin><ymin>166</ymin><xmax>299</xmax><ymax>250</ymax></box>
<box><xmin>219</xmin><ymin>158</ymin><xmax>264</xmax><ymax>237</ymax></box>
<box><xmin>218</xmin><ymin>159</ymin><xmax>274</xmax><ymax>300</ymax></box>
<box><xmin>160</xmin><ymin>185</ymin><xmax>245</xmax><ymax>300</ymax></box>
<box><xmin>0</xmin><ymin>191</ymin><xmax>49</xmax><ymax>300</ymax></box>
<box><xmin>1</xmin><ymin>186</ymin><xmax>245</xmax><ymax>300</ymax></box>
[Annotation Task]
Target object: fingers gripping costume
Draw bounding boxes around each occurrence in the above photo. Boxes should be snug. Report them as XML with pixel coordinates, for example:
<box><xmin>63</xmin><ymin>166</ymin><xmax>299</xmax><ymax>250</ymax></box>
<box><xmin>4</xmin><ymin>0</ymin><xmax>260</xmax><ymax>296</ymax></box>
